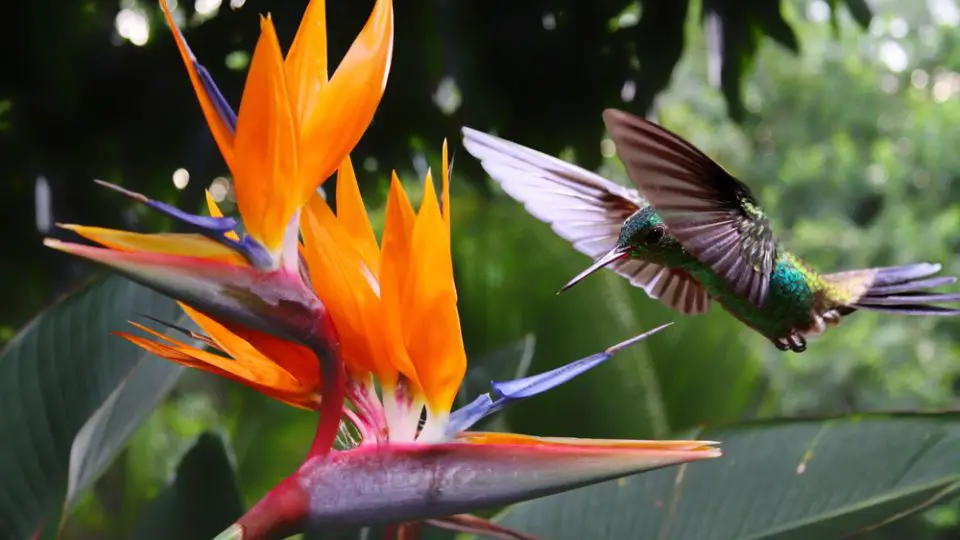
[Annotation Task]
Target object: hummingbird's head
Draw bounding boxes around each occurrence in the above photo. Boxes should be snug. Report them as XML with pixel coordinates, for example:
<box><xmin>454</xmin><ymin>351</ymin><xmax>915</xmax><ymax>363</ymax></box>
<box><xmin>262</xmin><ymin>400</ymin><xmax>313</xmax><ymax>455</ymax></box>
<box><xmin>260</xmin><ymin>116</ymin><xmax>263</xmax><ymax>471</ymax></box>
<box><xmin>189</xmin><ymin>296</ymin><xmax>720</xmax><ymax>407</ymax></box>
<box><xmin>617</xmin><ymin>208</ymin><xmax>667</xmax><ymax>252</ymax></box>
<box><xmin>559</xmin><ymin>208</ymin><xmax>688</xmax><ymax>293</ymax></box>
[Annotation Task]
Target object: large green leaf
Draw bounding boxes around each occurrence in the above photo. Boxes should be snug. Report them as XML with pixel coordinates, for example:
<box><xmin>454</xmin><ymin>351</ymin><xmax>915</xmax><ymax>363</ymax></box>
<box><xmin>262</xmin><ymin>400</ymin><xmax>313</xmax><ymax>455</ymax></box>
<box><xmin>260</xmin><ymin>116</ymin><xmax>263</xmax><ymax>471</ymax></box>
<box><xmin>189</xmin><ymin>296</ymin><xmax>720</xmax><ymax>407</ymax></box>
<box><xmin>131</xmin><ymin>432</ymin><xmax>244</xmax><ymax>539</ymax></box>
<box><xmin>65</xmin><ymin>350</ymin><xmax>184</xmax><ymax>510</ymax></box>
<box><xmin>0</xmin><ymin>276</ymin><xmax>188</xmax><ymax>539</ymax></box>
<box><xmin>491</xmin><ymin>414</ymin><xmax>960</xmax><ymax>539</ymax></box>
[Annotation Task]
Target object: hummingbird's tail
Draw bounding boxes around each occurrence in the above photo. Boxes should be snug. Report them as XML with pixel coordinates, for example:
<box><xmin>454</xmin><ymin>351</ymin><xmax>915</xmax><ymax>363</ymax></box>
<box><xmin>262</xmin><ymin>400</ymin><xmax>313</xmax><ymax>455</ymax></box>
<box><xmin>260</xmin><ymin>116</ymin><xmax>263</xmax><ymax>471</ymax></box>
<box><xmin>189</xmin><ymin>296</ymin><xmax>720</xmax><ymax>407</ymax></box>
<box><xmin>824</xmin><ymin>263</ymin><xmax>960</xmax><ymax>316</ymax></box>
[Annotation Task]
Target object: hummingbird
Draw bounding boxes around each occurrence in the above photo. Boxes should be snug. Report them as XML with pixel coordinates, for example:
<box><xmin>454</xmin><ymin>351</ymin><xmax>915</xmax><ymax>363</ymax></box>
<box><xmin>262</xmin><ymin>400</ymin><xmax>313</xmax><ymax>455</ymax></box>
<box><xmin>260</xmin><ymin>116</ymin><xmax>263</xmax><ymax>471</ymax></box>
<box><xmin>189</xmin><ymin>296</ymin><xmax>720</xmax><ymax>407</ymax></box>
<box><xmin>461</xmin><ymin>109</ymin><xmax>960</xmax><ymax>352</ymax></box>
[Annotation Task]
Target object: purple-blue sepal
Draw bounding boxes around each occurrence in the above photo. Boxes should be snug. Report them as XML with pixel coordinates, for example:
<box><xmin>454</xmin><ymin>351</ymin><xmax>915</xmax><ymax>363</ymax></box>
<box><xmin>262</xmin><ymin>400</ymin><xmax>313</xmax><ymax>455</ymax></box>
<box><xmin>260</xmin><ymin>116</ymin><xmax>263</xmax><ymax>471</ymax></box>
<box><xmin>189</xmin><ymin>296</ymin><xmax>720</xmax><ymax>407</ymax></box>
<box><xmin>446</xmin><ymin>322</ymin><xmax>672</xmax><ymax>436</ymax></box>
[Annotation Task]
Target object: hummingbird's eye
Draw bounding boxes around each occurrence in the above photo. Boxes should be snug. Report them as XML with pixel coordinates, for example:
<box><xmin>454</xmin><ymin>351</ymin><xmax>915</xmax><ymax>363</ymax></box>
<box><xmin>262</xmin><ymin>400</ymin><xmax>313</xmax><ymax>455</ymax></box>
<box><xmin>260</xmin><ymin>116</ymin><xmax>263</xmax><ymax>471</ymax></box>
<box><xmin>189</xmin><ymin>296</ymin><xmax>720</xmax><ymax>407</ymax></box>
<box><xmin>645</xmin><ymin>226</ymin><xmax>665</xmax><ymax>245</ymax></box>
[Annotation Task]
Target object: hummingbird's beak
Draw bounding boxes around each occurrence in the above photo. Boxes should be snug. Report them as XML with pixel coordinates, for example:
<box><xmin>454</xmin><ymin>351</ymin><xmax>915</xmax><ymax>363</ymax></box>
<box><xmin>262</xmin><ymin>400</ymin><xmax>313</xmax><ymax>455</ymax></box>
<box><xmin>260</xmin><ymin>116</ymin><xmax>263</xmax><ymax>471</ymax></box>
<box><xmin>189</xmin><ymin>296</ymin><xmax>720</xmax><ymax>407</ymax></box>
<box><xmin>558</xmin><ymin>245</ymin><xmax>631</xmax><ymax>293</ymax></box>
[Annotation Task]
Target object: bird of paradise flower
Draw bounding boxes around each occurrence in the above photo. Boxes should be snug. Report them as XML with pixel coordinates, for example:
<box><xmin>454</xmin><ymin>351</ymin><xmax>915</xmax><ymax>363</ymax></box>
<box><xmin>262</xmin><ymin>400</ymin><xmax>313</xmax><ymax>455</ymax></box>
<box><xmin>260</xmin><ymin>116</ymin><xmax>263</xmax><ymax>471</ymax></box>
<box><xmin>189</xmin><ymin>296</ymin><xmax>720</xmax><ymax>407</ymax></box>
<box><xmin>121</xmin><ymin>145</ymin><xmax>718</xmax><ymax>539</ymax></box>
<box><xmin>43</xmin><ymin>0</ymin><xmax>722</xmax><ymax>538</ymax></box>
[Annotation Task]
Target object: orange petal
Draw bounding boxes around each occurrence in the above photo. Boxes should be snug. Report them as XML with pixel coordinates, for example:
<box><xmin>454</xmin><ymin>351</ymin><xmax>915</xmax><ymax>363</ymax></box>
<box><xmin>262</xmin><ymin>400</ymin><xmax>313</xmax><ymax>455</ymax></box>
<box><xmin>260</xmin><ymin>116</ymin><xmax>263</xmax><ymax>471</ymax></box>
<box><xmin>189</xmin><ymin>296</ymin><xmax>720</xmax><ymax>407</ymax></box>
<box><xmin>219</xmin><ymin>317</ymin><xmax>320</xmax><ymax>391</ymax></box>
<box><xmin>178</xmin><ymin>303</ymin><xmax>319</xmax><ymax>390</ymax></box>
<box><xmin>59</xmin><ymin>225</ymin><xmax>246</xmax><ymax>266</ymax></box>
<box><xmin>285</xmin><ymin>0</ymin><xmax>328</xmax><ymax>126</ymax></box>
<box><xmin>300</xmin><ymin>194</ymin><xmax>406</xmax><ymax>386</ymax></box>
<box><xmin>403</xmin><ymin>171</ymin><xmax>466</xmax><ymax>414</ymax></box>
<box><xmin>379</xmin><ymin>174</ymin><xmax>421</xmax><ymax>389</ymax></box>
<box><xmin>233</xmin><ymin>16</ymin><xmax>299</xmax><ymax>259</ymax></box>
<box><xmin>294</xmin><ymin>0</ymin><xmax>393</xmax><ymax>207</ymax></box>
<box><xmin>300</xmin><ymin>195</ymin><xmax>374</xmax><ymax>375</ymax></box>
<box><xmin>335</xmin><ymin>156</ymin><xmax>380</xmax><ymax>278</ymax></box>
<box><xmin>119</xmin><ymin>325</ymin><xmax>316</xmax><ymax>409</ymax></box>
<box><xmin>160</xmin><ymin>0</ymin><xmax>235</xmax><ymax>171</ymax></box>
<box><xmin>205</xmin><ymin>190</ymin><xmax>240</xmax><ymax>241</ymax></box>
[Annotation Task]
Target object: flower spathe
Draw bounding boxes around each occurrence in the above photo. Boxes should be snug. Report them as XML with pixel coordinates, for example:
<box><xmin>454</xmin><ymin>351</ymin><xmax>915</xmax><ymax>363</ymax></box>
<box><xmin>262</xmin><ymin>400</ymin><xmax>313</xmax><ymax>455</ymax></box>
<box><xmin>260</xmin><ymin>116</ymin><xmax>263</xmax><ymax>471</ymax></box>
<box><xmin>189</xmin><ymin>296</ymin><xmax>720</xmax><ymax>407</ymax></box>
<box><xmin>43</xmin><ymin>0</ymin><xmax>395</xmax><ymax>454</ymax></box>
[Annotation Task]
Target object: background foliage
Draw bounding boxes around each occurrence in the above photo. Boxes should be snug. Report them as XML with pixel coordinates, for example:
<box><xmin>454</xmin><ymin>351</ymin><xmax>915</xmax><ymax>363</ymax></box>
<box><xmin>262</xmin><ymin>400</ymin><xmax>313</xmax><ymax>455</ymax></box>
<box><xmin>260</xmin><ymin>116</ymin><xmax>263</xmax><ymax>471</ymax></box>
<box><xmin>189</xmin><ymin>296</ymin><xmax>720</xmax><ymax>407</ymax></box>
<box><xmin>1</xmin><ymin>0</ymin><xmax>959</xmax><ymax>537</ymax></box>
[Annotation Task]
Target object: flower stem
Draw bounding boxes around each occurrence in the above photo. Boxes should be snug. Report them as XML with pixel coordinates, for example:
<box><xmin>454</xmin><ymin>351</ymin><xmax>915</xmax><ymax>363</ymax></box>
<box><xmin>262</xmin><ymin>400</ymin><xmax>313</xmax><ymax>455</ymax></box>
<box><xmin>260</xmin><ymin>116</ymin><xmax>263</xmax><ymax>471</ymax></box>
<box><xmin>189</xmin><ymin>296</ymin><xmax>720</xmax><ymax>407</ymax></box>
<box><xmin>235</xmin><ymin>474</ymin><xmax>309</xmax><ymax>540</ymax></box>
<box><xmin>306</xmin><ymin>331</ymin><xmax>347</xmax><ymax>456</ymax></box>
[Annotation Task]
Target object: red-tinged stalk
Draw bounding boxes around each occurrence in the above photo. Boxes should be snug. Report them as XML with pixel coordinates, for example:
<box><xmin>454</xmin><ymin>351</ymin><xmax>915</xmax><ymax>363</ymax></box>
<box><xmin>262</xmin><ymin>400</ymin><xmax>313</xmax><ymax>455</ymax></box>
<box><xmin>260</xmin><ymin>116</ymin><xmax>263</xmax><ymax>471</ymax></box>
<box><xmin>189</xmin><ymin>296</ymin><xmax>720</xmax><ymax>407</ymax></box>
<box><xmin>309</xmin><ymin>336</ymin><xmax>346</xmax><ymax>457</ymax></box>
<box><xmin>232</xmin><ymin>474</ymin><xmax>310</xmax><ymax>540</ymax></box>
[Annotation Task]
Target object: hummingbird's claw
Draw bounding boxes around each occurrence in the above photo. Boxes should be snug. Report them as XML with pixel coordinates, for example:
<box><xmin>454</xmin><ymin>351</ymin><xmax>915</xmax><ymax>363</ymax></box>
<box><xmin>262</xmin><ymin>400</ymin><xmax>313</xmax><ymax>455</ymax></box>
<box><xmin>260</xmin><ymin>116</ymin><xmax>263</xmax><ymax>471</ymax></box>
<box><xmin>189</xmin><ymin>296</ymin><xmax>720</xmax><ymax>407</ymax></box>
<box><xmin>787</xmin><ymin>334</ymin><xmax>807</xmax><ymax>353</ymax></box>
<box><xmin>772</xmin><ymin>334</ymin><xmax>807</xmax><ymax>353</ymax></box>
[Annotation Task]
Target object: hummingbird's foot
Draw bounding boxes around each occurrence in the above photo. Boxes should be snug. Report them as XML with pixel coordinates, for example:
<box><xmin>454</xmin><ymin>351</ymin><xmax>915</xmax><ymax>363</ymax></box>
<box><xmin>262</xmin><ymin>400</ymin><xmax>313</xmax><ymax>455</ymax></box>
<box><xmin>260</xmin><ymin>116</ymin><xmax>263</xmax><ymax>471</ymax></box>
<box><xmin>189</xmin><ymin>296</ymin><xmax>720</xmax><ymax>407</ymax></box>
<box><xmin>772</xmin><ymin>334</ymin><xmax>807</xmax><ymax>353</ymax></box>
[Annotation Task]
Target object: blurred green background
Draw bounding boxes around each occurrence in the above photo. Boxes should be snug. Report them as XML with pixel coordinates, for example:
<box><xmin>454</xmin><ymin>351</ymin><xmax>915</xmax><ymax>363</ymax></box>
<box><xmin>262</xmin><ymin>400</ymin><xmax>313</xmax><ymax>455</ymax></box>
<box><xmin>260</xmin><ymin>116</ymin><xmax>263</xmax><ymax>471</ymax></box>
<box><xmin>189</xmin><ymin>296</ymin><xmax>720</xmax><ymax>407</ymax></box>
<box><xmin>2</xmin><ymin>0</ymin><xmax>960</xmax><ymax>537</ymax></box>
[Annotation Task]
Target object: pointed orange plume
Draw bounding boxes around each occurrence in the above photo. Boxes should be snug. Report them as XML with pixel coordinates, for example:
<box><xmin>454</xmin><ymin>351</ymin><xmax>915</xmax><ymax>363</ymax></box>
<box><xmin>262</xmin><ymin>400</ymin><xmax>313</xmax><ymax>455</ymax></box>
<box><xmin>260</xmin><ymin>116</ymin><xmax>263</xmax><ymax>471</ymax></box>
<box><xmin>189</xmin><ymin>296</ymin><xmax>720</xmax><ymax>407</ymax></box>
<box><xmin>379</xmin><ymin>173</ymin><xmax>421</xmax><ymax>390</ymax></box>
<box><xmin>293</xmin><ymin>0</ymin><xmax>394</xmax><ymax>205</ymax></box>
<box><xmin>285</xmin><ymin>0</ymin><xmax>329</xmax><ymax>126</ymax></box>
<box><xmin>301</xmin><ymin>191</ymin><xmax>386</xmax><ymax>380</ymax></box>
<box><xmin>402</xmin><ymin>169</ymin><xmax>465</xmax><ymax>415</ymax></box>
<box><xmin>335</xmin><ymin>157</ymin><xmax>381</xmax><ymax>279</ymax></box>
<box><xmin>233</xmin><ymin>16</ymin><xmax>299</xmax><ymax>258</ymax></box>
<box><xmin>120</xmin><ymin>314</ymin><xmax>320</xmax><ymax>410</ymax></box>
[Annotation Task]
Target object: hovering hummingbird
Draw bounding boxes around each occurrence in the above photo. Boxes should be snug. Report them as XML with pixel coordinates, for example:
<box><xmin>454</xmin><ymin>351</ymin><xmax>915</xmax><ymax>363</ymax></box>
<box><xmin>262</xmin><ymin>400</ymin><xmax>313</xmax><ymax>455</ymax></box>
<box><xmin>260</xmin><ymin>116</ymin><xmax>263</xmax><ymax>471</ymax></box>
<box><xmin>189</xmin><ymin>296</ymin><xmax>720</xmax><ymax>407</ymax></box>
<box><xmin>461</xmin><ymin>109</ymin><xmax>960</xmax><ymax>352</ymax></box>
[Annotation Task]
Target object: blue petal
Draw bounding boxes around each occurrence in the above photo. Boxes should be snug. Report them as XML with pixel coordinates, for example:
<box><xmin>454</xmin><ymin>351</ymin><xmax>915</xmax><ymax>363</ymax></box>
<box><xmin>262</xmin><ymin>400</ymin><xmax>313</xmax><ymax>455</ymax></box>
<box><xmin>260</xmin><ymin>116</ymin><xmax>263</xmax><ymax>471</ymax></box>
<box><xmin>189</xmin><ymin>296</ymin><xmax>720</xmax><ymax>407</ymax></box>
<box><xmin>234</xmin><ymin>235</ymin><xmax>276</xmax><ymax>270</ymax></box>
<box><xmin>145</xmin><ymin>198</ymin><xmax>239</xmax><ymax>233</ymax></box>
<box><xmin>446</xmin><ymin>323</ymin><xmax>673</xmax><ymax>436</ymax></box>
<box><xmin>445</xmin><ymin>394</ymin><xmax>496</xmax><ymax>435</ymax></box>
<box><xmin>166</xmin><ymin>12</ymin><xmax>238</xmax><ymax>132</ymax></box>
<box><xmin>492</xmin><ymin>351</ymin><xmax>610</xmax><ymax>399</ymax></box>
<box><xmin>93</xmin><ymin>180</ymin><xmax>274</xmax><ymax>269</ymax></box>
<box><xmin>195</xmin><ymin>62</ymin><xmax>238</xmax><ymax>132</ymax></box>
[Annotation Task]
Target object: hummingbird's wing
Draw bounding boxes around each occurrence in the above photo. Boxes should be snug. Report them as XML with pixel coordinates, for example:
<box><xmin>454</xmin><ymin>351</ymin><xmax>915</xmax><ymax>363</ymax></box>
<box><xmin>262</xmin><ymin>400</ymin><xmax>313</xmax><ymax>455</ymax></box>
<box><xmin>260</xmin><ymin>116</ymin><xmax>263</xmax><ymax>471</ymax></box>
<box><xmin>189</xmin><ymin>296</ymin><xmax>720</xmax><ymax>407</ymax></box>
<box><xmin>461</xmin><ymin>127</ymin><xmax>711</xmax><ymax>315</ymax></box>
<box><xmin>463</xmin><ymin>128</ymin><xmax>647</xmax><ymax>258</ymax></box>
<box><xmin>610</xmin><ymin>259</ymin><xmax>711</xmax><ymax>314</ymax></box>
<box><xmin>602</xmin><ymin>109</ymin><xmax>776</xmax><ymax>308</ymax></box>
<box><xmin>462</xmin><ymin>127</ymin><xmax>641</xmax><ymax>256</ymax></box>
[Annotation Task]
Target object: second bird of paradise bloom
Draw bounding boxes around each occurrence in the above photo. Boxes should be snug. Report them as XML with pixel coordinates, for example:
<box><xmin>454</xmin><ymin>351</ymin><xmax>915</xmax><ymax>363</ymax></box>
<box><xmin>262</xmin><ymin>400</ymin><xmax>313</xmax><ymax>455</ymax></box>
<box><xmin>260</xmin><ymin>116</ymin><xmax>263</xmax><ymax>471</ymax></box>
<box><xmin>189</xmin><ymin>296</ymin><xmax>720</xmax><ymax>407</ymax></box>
<box><xmin>122</xmin><ymin>145</ymin><xmax>721</xmax><ymax>539</ymax></box>
<box><xmin>43</xmin><ymin>0</ymin><xmax>394</xmax><ymax>454</ymax></box>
